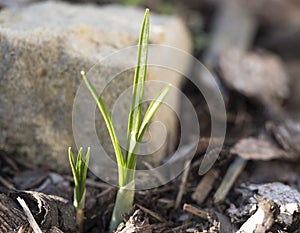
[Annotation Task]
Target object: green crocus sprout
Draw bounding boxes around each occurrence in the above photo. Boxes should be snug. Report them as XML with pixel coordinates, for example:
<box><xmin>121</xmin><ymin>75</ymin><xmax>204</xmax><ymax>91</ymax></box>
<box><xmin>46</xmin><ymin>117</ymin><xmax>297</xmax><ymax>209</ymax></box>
<box><xmin>80</xmin><ymin>9</ymin><xmax>171</xmax><ymax>232</ymax></box>
<box><xmin>68</xmin><ymin>147</ymin><xmax>90</xmax><ymax>233</ymax></box>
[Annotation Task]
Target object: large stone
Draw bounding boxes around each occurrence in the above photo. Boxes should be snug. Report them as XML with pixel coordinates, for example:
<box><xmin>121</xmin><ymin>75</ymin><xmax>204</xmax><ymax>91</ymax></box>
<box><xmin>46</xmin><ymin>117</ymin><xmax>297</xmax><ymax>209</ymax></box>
<box><xmin>0</xmin><ymin>2</ymin><xmax>191</xmax><ymax>171</ymax></box>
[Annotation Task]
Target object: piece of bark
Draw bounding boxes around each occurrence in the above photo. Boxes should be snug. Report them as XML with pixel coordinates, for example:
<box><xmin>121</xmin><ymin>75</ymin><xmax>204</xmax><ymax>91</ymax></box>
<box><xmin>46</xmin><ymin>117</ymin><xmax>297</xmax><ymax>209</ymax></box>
<box><xmin>115</xmin><ymin>209</ymin><xmax>152</xmax><ymax>233</ymax></box>
<box><xmin>17</xmin><ymin>196</ymin><xmax>42</xmax><ymax>233</ymax></box>
<box><xmin>235</xmin><ymin>182</ymin><xmax>300</xmax><ymax>231</ymax></box>
<box><xmin>0</xmin><ymin>191</ymin><xmax>77</xmax><ymax>233</ymax></box>
<box><xmin>249</xmin><ymin>183</ymin><xmax>300</xmax><ymax>227</ymax></box>
<box><xmin>237</xmin><ymin>196</ymin><xmax>279</xmax><ymax>233</ymax></box>
<box><xmin>0</xmin><ymin>193</ymin><xmax>27</xmax><ymax>232</ymax></box>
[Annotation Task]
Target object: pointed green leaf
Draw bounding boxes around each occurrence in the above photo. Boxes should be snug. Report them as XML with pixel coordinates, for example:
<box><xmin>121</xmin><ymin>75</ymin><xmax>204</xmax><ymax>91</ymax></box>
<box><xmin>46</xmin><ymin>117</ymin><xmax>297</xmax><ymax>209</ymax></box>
<box><xmin>80</xmin><ymin>148</ymin><xmax>90</xmax><ymax>202</ymax></box>
<box><xmin>82</xmin><ymin>148</ymin><xmax>90</xmax><ymax>183</ymax></box>
<box><xmin>81</xmin><ymin>71</ymin><xmax>125</xmax><ymax>170</ymax></box>
<box><xmin>126</xmin><ymin>84</ymin><xmax>171</xmax><ymax>170</ymax></box>
<box><xmin>126</xmin><ymin>9</ymin><xmax>150</xmax><ymax>160</ymax></box>
<box><xmin>137</xmin><ymin>84</ymin><xmax>171</xmax><ymax>141</ymax></box>
<box><xmin>68</xmin><ymin>147</ymin><xmax>79</xmax><ymax>188</ymax></box>
<box><xmin>76</xmin><ymin>148</ymin><xmax>83</xmax><ymax>182</ymax></box>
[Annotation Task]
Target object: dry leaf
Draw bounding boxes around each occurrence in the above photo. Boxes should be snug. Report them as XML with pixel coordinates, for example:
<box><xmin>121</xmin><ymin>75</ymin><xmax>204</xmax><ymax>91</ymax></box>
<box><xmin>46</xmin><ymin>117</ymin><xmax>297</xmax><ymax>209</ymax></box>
<box><xmin>220</xmin><ymin>49</ymin><xmax>289</xmax><ymax>106</ymax></box>
<box><xmin>231</xmin><ymin>135</ymin><xmax>286</xmax><ymax>160</ymax></box>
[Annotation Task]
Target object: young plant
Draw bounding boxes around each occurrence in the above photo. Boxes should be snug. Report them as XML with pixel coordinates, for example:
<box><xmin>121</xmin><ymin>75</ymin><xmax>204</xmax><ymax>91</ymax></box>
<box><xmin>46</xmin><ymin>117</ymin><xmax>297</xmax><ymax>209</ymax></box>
<box><xmin>68</xmin><ymin>147</ymin><xmax>90</xmax><ymax>233</ymax></box>
<box><xmin>81</xmin><ymin>9</ymin><xmax>171</xmax><ymax>232</ymax></box>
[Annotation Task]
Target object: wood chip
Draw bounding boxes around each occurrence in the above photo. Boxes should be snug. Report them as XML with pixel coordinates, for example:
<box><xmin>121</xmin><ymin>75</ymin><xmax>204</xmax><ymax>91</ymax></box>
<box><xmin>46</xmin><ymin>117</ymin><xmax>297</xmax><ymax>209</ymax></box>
<box><xmin>235</xmin><ymin>182</ymin><xmax>300</xmax><ymax>230</ymax></box>
<box><xmin>115</xmin><ymin>209</ymin><xmax>152</xmax><ymax>233</ymax></box>
<box><xmin>183</xmin><ymin>203</ymin><xmax>210</xmax><ymax>220</ymax></box>
<box><xmin>249</xmin><ymin>182</ymin><xmax>300</xmax><ymax>227</ymax></box>
<box><xmin>192</xmin><ymin>168</ymin><xmax>219</xmax><ymax>204</ymax></box>
<box><xmin>237</xmin><ymin>197</ymin><xmax>279</xmax><ymax>233</ymax></box>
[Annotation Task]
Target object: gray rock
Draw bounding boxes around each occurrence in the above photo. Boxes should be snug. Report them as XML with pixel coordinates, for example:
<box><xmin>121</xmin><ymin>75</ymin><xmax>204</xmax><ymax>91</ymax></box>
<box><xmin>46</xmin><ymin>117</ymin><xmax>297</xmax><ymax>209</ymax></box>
<box><xmin>0</xmin><ymin>1</ymin><xmax>191</xmax><ymax>171</ymax></box>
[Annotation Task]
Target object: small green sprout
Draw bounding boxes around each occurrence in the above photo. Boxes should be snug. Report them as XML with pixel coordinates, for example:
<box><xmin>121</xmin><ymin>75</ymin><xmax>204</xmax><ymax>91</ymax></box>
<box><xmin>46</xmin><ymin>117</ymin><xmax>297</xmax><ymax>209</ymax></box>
<box><xmin>68</xmin><ymin>147</ymin><xmax>90</xmax><ymax>233</ymax></box>
<box><xmin>81</xmin><ymin>9</ymin><xmax>171</xmax><ymax>232</ymax></box>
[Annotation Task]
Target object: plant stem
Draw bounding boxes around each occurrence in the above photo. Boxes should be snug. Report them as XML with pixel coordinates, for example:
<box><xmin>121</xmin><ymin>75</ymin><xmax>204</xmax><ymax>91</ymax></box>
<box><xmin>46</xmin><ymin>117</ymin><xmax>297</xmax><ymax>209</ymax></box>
<box><xmin>109</xmin><ymin>181</ymin><xmax>135</xmax><ymax>232</ymax></box>
<box><xmin>76</xmin><ymin>208</ymin><xmax>84</xmax><ymax>233</ymax></box>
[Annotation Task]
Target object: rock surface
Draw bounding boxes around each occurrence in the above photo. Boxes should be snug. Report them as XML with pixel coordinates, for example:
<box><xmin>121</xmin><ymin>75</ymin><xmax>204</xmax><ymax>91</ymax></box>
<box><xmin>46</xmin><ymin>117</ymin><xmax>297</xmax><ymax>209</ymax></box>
<box><xmin>0</xmin><ymin>2</ymin><xmax>191</xmax><ymax>170</ymax></box>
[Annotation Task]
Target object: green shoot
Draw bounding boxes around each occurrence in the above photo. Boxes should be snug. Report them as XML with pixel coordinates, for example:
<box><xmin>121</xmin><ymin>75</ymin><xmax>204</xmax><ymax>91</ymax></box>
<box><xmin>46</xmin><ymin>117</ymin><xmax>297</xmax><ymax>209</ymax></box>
<box><xmin>68</xmin><ymin>147</ymin><xmax>90</xmax><ymax>233</ymax></box>
<box><xmin>124</xmin><ymin>7</ymin><xmax>150</xmax><ymax>175</ymax></box>
<box><xmin>80</xmin><ymin>9</ymin><xmax>171</xmax><ymax>232</ymax></box>
<box><xmin>80</xmin><ymin>71</ymin><xmax>125</xmax><ymax>187</ymax></box>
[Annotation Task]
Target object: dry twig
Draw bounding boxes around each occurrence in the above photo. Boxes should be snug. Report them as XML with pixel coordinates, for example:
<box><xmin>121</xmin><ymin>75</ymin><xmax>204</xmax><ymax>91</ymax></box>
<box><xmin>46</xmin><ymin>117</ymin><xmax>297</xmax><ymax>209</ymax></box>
<box><xmin>175</xmin><ymin>161</ymin><xmax>191</xmax><ymax>209</ymax></box>
<box><xmin>192</xmin><ymin>168</ymin><xmax>219</xmax><ymax>204</ymax></box>
<box><xmin>183</xmin><ymin>203</ymin><xmax>210</xmax><ymax>220</ymax></box>
<box><xmin>136</xmin><ymin>204</ymin><xmax>166</xmax><ymax>222</ymax></box>
<box><xmin>214</xmin><ymin>157</ymin><xmax>247</xmax><ymax>203</ymax></box>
